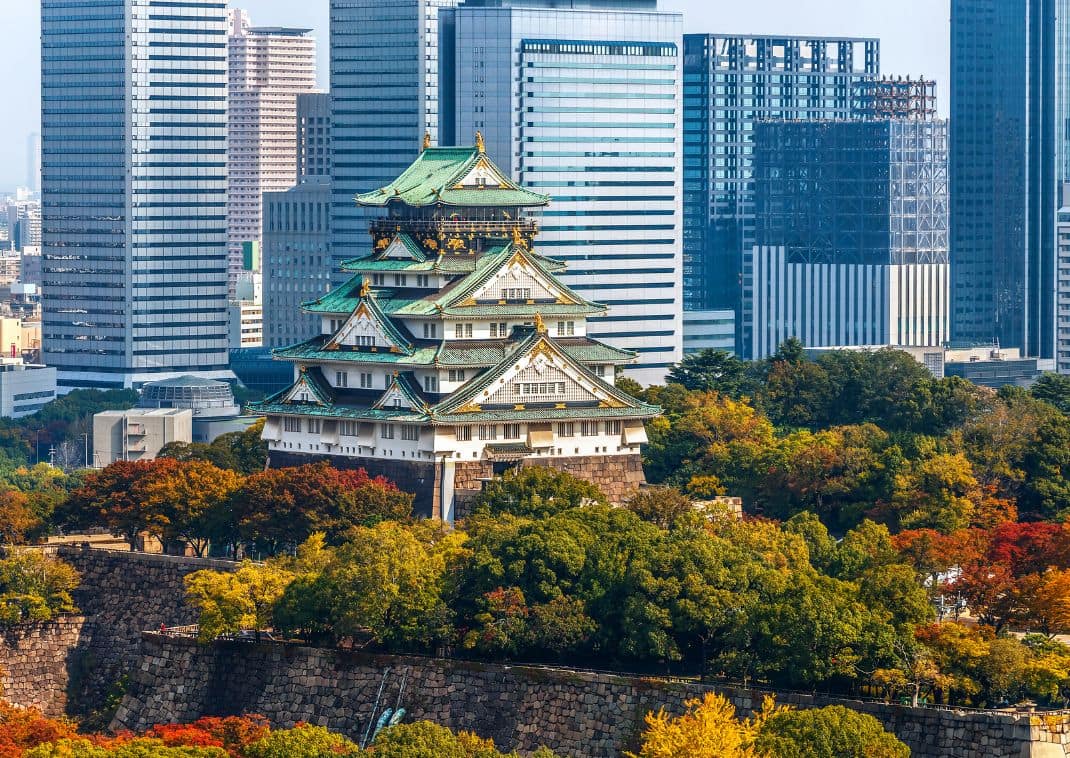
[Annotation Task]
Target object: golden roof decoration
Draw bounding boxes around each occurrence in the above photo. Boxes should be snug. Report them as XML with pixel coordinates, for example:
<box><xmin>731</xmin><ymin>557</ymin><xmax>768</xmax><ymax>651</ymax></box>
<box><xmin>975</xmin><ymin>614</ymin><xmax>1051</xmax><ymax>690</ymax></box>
<box><xmin>534</xmin><ymin>311</ymin><xmax>546</xmax><ymax>335</ymax></box>
<box><xmin>475</xmin><ymin>131</ymin><xmax>485</xmax><ymax>153</ymax></box>
<box><xmin>422</xmin><ymin>131</ymin><xmax>432</xmax><ymax>151</ymax></box>
<box><xmin>360</xmin><ymin>277</ymin><xmax>372</xmax><ymax>298</ymax></box>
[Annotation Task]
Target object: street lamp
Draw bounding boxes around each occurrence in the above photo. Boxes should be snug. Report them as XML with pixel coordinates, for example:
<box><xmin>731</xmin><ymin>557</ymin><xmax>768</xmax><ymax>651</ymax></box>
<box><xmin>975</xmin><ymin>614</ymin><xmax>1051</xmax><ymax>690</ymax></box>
<box><xmin>82</xmin><ymin>433</ymin><xmax>89</xmax><ymax>469</ymax></box>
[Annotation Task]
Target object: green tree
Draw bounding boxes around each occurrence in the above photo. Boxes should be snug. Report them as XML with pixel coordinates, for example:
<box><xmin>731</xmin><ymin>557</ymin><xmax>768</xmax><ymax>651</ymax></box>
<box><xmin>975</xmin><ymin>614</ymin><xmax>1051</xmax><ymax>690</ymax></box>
<box><xmin>0</xmin><ymin>551</ymin><xmax>79</xmax><ymax>626</ymax></box>
<box><xmin>1031</xmin><ymin>372</ymin><xmax>1070</xmax><ymax>415</ymax></box>
<box><xmin>243</xmin><ymin>725</ymin><xmax>360</xmax><ymax>758</ymax></box>
<box><xmin>184</xmin><ymin>561</ymin><xmax>295</xmax><ymax>642</ymax></box>
<box><xmin>471</xmin><ymin>466</ymin><xmax>607</xmax><ymax>519</ymax></box>
<box><xmin>754</xmin><ymin>706</ymin><xmax>909</xmax><ymax>758</ymax></box>
<box><xmin>667</xmin><ymin>350</ymin><xmax>755</xmax><ymax>397</ymax></box>
<box><xmin>624</xmin><ymin>487</ymin><xmax>695</xmax><ymax>529</ymax></box>
<box><xmin>26</xmin><ymin>740</ymin><xmax>227</xmax><ymax>758</ymax></box>
<box><xmin>371</xmin><ymin>721</ymin><xmax>551</xmax><ymax>757</ymax></box>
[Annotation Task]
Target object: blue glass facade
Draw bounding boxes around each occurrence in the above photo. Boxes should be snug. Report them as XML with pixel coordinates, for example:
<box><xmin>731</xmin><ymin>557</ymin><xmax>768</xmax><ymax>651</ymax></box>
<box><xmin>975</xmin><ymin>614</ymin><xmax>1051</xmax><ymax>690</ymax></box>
<box><xmin>950</xmin><ymin>0</ymin><xmax>1068</xmax><ymax>359</ymax></box>
<box><xmin>330</xmin><ymin>0</ymin><xmax>457</xmax><ymax>273</ymax></box>
<box><xmin>41</xmin><ymin>0</ymin><xmax>231</xmax><ymax>389</ymax></box>
<box><xmin>682</xmin><ymin>34</ymin><xmax>879</xmax><ymax>354</ymax></box>
<box><xmin>442</xmin><ymin>3</ymin><xmax>683</xmax><ymax>384</ymax></box>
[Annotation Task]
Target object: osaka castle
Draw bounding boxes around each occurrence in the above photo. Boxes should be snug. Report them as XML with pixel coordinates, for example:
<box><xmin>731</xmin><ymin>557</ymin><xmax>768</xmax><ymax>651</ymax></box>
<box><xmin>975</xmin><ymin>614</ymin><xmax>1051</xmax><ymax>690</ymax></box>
<box><xmin>252</xmin><ymin>135</ymin><xmax>660</xmax><ymax>521</ymax></box>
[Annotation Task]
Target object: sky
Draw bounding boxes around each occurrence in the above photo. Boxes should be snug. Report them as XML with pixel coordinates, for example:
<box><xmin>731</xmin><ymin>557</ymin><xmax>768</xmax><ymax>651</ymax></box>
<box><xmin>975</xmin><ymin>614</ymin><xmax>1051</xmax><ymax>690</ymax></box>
<box><xmin>1</xmin><ymin>0</ymin><xmax>950</xmax><ymax>191</ymax></box>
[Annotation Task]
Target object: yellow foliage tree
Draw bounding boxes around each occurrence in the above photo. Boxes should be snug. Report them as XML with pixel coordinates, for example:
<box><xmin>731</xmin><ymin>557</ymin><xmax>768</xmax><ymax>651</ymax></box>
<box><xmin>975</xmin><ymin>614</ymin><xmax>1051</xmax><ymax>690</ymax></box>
<box><xmin>184</xmin><ymin>561</ymin><xmax>295</xmax><ymax>642</ymax></box>
<box><xmin>626</xmin><ymin>692</ymin><xmax>781</xmax><ymax>758</ymax></box>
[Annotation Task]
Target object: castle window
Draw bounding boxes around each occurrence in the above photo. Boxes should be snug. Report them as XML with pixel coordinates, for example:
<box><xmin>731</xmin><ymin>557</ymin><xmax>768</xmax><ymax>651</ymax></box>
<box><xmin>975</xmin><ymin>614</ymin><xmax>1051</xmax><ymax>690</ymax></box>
<box><xmin>401</xmin><ymin>426</ymin><xmax>419</xmax><ymax>441</ymax></box>
<box><xmin>357</xmin><ymin>335</ymin><xmax>375</xmax><ymax>347</ymax></box>
<box><xmin>519</xmin><ymin>382</ymin><xmax>565</xmax><ymax>396</ymax></box>
<box><xmin>340</xmin><ymin>421</ymin><xmax>358</xmax><ymax>436</ymax></box>
<box><xmin>489</xmin><ymin>322</ymin><xmax>507</xmax><ymax>337</ymax></box>
<box><xmin>457</xmin><ymin>426</ymin><xmax>473</xmax><ymax>441</ymax></box>
<box><xmin>416</xmin><ymin>275</ymin><xmax>430</xmax><ymax>287</ymax></box>
<box><xmin>424</xmin><ymin>375</ymin><xmax>438</xmax><ymax>393</ymax></box>
<box><xmin>478</xmin><ymin>424</ymin><xmax>497</xmax><ymax>441</ymax></box>
<box><xmin>448</xmin><ymin>369</ymin><xmax>467</xmax><ymax>382</ymax></box>
<box><xmin>283</xmin><ymin>417</ymin><xmax>302</xmax><ymax>433</ymax></box>
<box><xmin>581</xmin><ymin>421</ymin><xmax>599</xmax><ymax>437</ymax></box>
<box><xmin>380</xmin><ymin>424</ymin><xmax>395</xmax><ymax>440</ymax></box>
<box><xmin>503</xmin><ymin>287</ymin><xmax>532</xmax><ymax>301</ymax></box>
<box><xmin>453</xmin><ymin>323</ymin><xmax>473</xmax><ymax>339</ymax></box>
<box><xmin>372</xmin><ymin>273</ymin><xmax>385</xmax><ymax>285</ymax></box>
<box><xmin>606</xmin><ymin>420</ymin><xmax>622</xmax><ymax>435</ymax></box>
<box><xmin>360</xmin><ymin>372</ymin><xmax>373</xmax><ymax>388</ymax></box>
<box><xmin>308</xmin><ymin>419</ymin><xmax>322</xmax><ymax>434</ymax></box>
<box><xmin>503</xmin><ymin>424</ymin><xmax>521</xmax><ymax>439</ymax></box>
<box><xmin>393</xmin><ymin>274</ymin><xmax>408</xmax><ymax>287</ymax></box>
<box><xmin>558</xmin><ymin>422</ymin><xmax>575</xmax><ymax>437</ymax></box>
<box><xmin>556</xmin><ymin>321</ymin><xmax>575</xmax><ymax>337</ymax></box>
<box><xmin>335</xmin><ymin>371</ymin><xmax>348</xmax><ymax>387</ymax></box>
<box><xmin>594</xmin><ymin>365</ymin><xmax>607</xmax><ymax>377</ymax></box>
<box><xmin>423</xmin><ymin>323</ymin><xmax>438</xmax><ymax>339</ymax></box>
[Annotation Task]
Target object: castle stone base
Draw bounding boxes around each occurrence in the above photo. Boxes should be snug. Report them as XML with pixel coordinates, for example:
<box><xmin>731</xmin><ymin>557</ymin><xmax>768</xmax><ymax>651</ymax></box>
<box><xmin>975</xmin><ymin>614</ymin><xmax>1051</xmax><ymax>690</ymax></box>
<box><xmin>268</xmin><ymin>451</ymin><xmax>646</xmax><ymax>522</ymax></box>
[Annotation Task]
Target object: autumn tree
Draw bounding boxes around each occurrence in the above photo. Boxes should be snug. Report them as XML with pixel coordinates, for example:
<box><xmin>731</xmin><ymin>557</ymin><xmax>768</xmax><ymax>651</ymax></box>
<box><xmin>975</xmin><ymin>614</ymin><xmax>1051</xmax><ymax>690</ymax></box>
<box><xmin>241</xmin><ymin>725</ymin><xmax>360</xmax><ymax>758</ymax></box>
<box><xmin>626</xmin><ymin>692</ymin><xmax>779</xmax><ymax>758</ymax></box>
<box><xmin>138</xmin><ymin>460</ymin><xmax>241</xmax><ymax>556</ymax></box>
<box><xmin>0</xmin><ymin>551</ymin><xmax>79</xmax><ymax>626</ymax></box>
<box><xmin>754</xmin><ymin>705</ymin><xmax>909</xmax><ymax>758</ymax></box>
<box><xmin>184</xmin><ymin>561</ymin><xmax>295</xmax><ymax>642</ymax></box>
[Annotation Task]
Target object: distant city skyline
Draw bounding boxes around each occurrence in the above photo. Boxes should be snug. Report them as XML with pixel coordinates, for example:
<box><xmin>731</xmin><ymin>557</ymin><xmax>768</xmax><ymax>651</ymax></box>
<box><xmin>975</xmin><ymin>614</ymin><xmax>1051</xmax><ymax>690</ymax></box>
<box><xmin>2</xmin><ymin>0</ymin><xmax>950</xmax><ymax>190</ymax></box>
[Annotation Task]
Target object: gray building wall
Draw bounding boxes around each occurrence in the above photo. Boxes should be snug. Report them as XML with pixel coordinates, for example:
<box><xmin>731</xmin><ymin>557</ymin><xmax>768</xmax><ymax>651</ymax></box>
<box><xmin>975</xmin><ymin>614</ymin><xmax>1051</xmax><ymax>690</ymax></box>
<box><xmin>297</xmin><ymin>93</ymin><xmax>331</xmax><ymax>180</ymax></box>
<box><xmin>41</xmin><ymin>0</ymin><xmax>231</xmax><ymax>389</ymax></box>
<box><xmin>0</xmin><ymin>363</ymin><xmax>57</xmax><ymax>418</ymax></box>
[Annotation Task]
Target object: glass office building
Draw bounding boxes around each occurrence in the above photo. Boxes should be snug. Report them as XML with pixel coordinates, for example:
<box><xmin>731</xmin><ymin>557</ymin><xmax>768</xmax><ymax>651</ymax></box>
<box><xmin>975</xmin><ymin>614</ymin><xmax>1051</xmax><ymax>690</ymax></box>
<box><xmin>442</xmin><ymin>0</ymin><xmax>684</xmax><ymax>384</ymax></box>
<box><xmin>950</xmin><ymin>0</ymin><xmax>1068</xmax><ymax>359</ymax></box>
<box><xmin>41</xmin><ymin>0</ymin><xmax>231</xmax><ymax>389</ymax></box>
<box><xmin>682</xmin><ymin>34</ymin><xmax>879</xmax><ymax>355</ymax></box>
<box><xmin>329</xmin><ymin>0</ymin><xmax>458</xmax><ymax>273</ymax></box>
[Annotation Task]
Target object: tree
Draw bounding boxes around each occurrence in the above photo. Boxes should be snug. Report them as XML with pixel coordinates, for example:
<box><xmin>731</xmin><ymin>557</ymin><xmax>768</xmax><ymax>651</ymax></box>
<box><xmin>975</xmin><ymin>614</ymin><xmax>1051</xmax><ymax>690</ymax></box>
<box><xmin>158</xmin><ymin>419</ymin><xmax>267</xmax><ymax>475</ymax></box>
<box><xmin>60</xmin><ymin>459</ymin><xmax>179</xmax><ymax>549</ymax></box>
<box><xmin>0</xmin><ymin>551</ymin><xmax>79</xmax><ymax>626</ymax></box>
<box><xmin>184</xmin><ymin>561</ymin><xmax>295</xmax><ymax>642</ymax></box>
<box><xmin>138</xmin><ymin>460</ymin><xmax>242</xmax><ymax>556</ymax></box>
<box><xmin>894</xmin><ymin>453</ymin><xmax>983</xmax><ymax>533</ymax></box>
<box><xmin>25</xmin><ymin>739</ymin><xmax>228</xmax><ymax>757</ymax></box>
<box><xmin>1019</xmin><ymin>569</ymin><xmax>1070</xmax><ymax>638</ymax></box>
<box><xmin>667</xmin><ymin>350</ymin><xmax>754</xmax><ymax>397</ymax></box>
<box><xmin>754</xmin><ymin>706</ymin><xmax>909</xmax><ymax>758</ymax></box>
<box><xmin>471</xmin><ymin>466</ymin><xmax>607</xmax><ymax>519</ymax></box>
<box><xmin>370</xmin><ymin>720</ymin><xmax>548</xmax><ymax>758</ymax></box>
<box><xmin>242</xmin><ymin>725</ymin><xmax>360</xmax><ymax>758</ymax></box>
<box><xmin>624</xmin><ymin>487</ymin><xmax>694</xmax><ymax>529</ymax></box>
<box><xmin>1030</xmin><ymin>372</ymin><xmax>1070</xmax><ymax>415</ymax></box>
<box><xmin>0</xmin><ymin>488</ymin><xmax>40</xmax><ymax>544</ymax></box>
<box><xmin>626</xmin><ymin>692</ymin><xmax>779</xmax><ymax>758</ymax></box>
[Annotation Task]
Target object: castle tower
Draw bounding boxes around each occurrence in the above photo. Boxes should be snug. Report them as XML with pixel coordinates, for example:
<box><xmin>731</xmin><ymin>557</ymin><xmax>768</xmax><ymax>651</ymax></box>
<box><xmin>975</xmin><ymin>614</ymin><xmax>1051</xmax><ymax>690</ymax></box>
<box><xmin>252</xmin><ymin>136</ymin><xmax>659</xmax><ymax>520</ymax></box>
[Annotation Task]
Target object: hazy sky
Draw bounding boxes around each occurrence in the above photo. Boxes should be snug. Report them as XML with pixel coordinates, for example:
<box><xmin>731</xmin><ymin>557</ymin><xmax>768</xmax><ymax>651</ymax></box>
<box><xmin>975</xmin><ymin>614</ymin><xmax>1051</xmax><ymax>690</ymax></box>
<box><xmin>2</xmin><ymin>0</ymin><xmax>950</xmax><ymax>190</ymax></box>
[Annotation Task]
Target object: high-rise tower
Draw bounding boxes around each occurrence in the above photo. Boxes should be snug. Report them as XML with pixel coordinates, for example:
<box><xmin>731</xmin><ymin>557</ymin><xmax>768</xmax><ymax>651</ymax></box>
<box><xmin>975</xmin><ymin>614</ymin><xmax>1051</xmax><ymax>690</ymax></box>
<box><xmin>41</xmin><ymin>0</ymin><xmax>231</xmax><ymax>389</ymax></box>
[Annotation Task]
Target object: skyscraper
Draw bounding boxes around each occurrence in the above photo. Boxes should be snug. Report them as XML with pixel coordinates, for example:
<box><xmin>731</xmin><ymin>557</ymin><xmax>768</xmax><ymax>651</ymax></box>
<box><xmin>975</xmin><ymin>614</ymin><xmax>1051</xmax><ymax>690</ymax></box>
<box><xmin>951</xmin><ymin>0</ymin><xmax>1067</xmax><ymax>359</ymax></box>
<box><xmin>330</xmin><ymin>0</ymin><xmax>457</xmax><ymax>272</ymax></box>
<box><xmin>682</xmin><ymin>34</ymin><xmax>880</xmax><ymax>355</ymax></box>
<box><xmin>442</xmin><ymin>0</ymin><xmax>684</xmax><ymax>385</ymax></box>
<box><xmin>749</xmin><ymin>114</ymin><xmax>950</xmax><ymax>358</ymax></box>
<box><xmin>41</xmin><ymin>0</ymin><xmax>231</xmax><ymax>389</ymax></box>
<box><xmin>227</xmin><ymin>11</ymin><xmax>318</xmax><ymax>295</ymax></box>
<box><xmin>264</xmin><ymin>93</ymin><xmax>332</xmax><ymax>349</ymax></box>
<box><xmin>25</xmin><ymin>133</ymin><xmax>40</xmax><ymax>194</ymax></box>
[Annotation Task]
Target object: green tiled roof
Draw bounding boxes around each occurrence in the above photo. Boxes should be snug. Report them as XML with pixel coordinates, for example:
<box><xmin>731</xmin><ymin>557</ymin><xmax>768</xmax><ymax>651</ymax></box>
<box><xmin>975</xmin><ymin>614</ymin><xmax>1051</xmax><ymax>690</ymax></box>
<box><xmin>275</xmin><ymin>337</ymin><xmax>440</xmax><ymax>366</ymax></box>
<box><xmin>355</xmin><ymin>145</ymin><xmax>550</xmax><ymax>209</ymax></box>
<box><xmin>373</xmin><ymin>372</ymin><xmax>431</xmax><ymax>410</ymax></box>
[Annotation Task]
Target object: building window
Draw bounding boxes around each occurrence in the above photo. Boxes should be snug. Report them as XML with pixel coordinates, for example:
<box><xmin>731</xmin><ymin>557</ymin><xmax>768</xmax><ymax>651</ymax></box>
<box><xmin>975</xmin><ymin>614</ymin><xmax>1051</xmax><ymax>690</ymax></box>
<box><xmin>423</xmin><ymin>323</ymin><xmax>438</xmax><ymax>339</ymax></box>
<box><xmin>594</xmin><ymin>365</ymin><xmax>607</xmax><ymax>377</ymax></box>
<box><xmin>581</xmin><ymin>421</ymin><xmax>598</xmax><ymax>437</ymax></box>
<box><xmin>424</xmin><ymin>375</ymin><xmax>438</xmax><ymax>393</ymax></box>
<box><xmin>335</xmin><ymin>371</ymin><xmax>348</xmax><ymax>387</ymax></box>
<box><xmin>453</xmin><ymin>323</ymin><xmax>473</xmax><ymax>339</ymax></box>
<box><xmin>556</xmin><ymin>321</ymin><xmax>575</xmax><ymax>336</ymax></box>
<box><xmin>456</xmin><ymin>426</ymin><xmax>473</xmax><ymax>441</ymax></box>
<box><xmin>503</xmin><ymin>287</ymin><xmax>532</xmax><ymax>301</ymax></box>
<box><xmin>503</xmin><ymin>424</ymin><xmax>521</xmax><ymax>439</ymax></box>
<box><xmin>489</xmin><ymin>322</ymin><xmax>507</xmax><ymax>337</ymax></box>
<box><xmin>516</xmin><ymin>382</ymin><xmax>565</xmax><ymax>396</ymax></box>
<box><xmin>283</xmin><ymin>417</ymin><xmax>302</xmax><ymax>433</ymax></box>
<box><xmin>357</xmin><ymin>335</ymin><xmax>375</xmax><ymax>347</ymax></box>
<box><xmin>401</xmin><ymin>426</ymin><xmax>419</xmax><ymax>441</ymax></box>
<box><xmin>340</xmin><ymin>420</ymin><xmax>358</xmax><ymax>436</ymax></box>
<box><xmin>606</xmin><ymin>420</ymin><xmax>622</xmax><ymax>435</ymax></box>
<box><xmin>393</xmin><ymin>274</ymin><xmax>407</xmax><ymax>287</ymax></box>
<box><xmin>558</xmin><ymin>422</ymin><xmax>575</xmax><ymax>438</ymax></box>
<box><xmin>448</xmin><ymin>369</ymin><xmax>467</xmax><ymax>382</ymax></box>
<box><xmin>380</xmin><ymin>424</ymin><xmax>395</xmax><ymax>439</ymax></box>
<box><xmin>360</xmin><ymin>372</ymin><xmax>373</xmax><ymax>388</ymax></box>
<box><xmin>416</xmin><ymin>274</ymin><xmax>429</xmax><ymax>287</ymax></box>
<box><xmin>308</xmin><ymin>419</ymin><xmax>322</xmax><ymax>434</ymax></box>
<box><xmin>478</xmin><ymin>424</ymin><xmax>497</xmax><ymax>441</ymax></box>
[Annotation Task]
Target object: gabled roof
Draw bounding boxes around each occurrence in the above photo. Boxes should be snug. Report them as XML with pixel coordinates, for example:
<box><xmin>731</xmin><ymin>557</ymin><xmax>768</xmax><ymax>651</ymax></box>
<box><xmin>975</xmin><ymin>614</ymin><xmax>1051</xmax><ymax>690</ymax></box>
<box><xmin>372</xmin><ymin>372</ymin><xmax>430</xmax><ymax>411</ymax></box>
<box><xmin>373</xmin><ymin>233</ymin><xmax>428</xmax><ymax>262</ymax></box>
<box><xmin>327</xmin><ymin>288</ymin><xmax>416</xmax><ymax>355</ymax></box>
<box><xmin>270</xmin><ymin>366</ymin><xmax>333</xmax><ymax>407</ymax></box>
<box><xmin>430</xmin><ymin>328</ymin><xmax>659</xmax><ymax>422</ymax></box>
<box><xmin>355</xmin><ymin>143</ymin><xmax>550</xmax><ymax>208</ymax></box>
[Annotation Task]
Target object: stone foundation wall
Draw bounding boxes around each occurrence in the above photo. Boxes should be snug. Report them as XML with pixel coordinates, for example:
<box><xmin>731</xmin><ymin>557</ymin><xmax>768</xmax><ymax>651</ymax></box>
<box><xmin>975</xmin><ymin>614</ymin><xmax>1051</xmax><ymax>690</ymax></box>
<box><xmin>54</xmin><ymin>546</ymin><xmax>237</xmax><ymax>714</ymax></box>
<box><xmin>520</xmin><ymin>454</ymin><xmax>646</xmax><ymax>504</ymax></box>
<box><xmin>114</xmin><ymin>634</ymin><xmax>1070</xmax><ymax>758</ymax></box>
<box><xmin>0</xmin><ymin>617</ymin><xmax>88</xmax><ymax>716</ymax></box>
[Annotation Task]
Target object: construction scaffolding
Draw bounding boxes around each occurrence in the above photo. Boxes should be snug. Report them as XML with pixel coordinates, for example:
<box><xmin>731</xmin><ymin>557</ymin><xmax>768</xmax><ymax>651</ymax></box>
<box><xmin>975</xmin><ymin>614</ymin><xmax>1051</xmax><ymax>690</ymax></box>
<box><xmin>855</xmin><ymin>77</ymin><xmax>938</xmax><ymax>121</ymax></box>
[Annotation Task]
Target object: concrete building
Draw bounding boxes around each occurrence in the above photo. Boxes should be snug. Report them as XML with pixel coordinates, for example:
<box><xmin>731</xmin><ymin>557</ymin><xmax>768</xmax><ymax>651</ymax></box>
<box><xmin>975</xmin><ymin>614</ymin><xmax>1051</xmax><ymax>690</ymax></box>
<box><xmin>253</xmin><ymin>143</ymin><xmax>658</xmax><ymax>520</ymax></box>
<box><xmin>682</xmin><ymin>309</ymin><xmax>735</xmax><ymax>355</ymax></box>
<box><xmin>944</xmin><ymin>345</ymin><xmax>1042</xmax><ymax>388</ymax></box>
<box><xmin>682</xmin><ymin>34</ymin><xmax>880</xmax><ymax>352</ymax></box>
<box><xmin>950</xmin><ymin>0</ymin><xmax>1069</xmax><ymax>359</ymax></box>
<box><xmin>227</xmin><ymin>11</ymin><xmax>318</xmax><ymax>296</ymax></box>
<box><xmin>41</xmin><ymin>0</ymin><xmax>231</xmax><ymax>389</ymax></box>
<box><xmin>0</xmin><ymin>361</ymin><xmax>56</xmax><ymax>418</ymax></box>
<box><xmin>748</xmin><ymin>117</ymin><xmax>949</xmax><ymax>358</ymax></box>
<box><xmin>330</xmin><ymin>0</ymin><xmax>458</xmax><ymax>273</ymax></box>
<box><xmin>264</xmin><ymin>93</ymin><xmax>332</xmax><ymax>349</ymax></box>
<box><xmin>229</xmin><ymin>301</ymin><xmax>264</xmax><ymax>349</ymax></box>
<box><xmin>441</xmin><ymin>0</ymin><xmax>684</xmax><ymax>384</ymax></box>
<box><xmin>93</xmin><ymin>408</ymin><xmax>193</xmax><ymax>466</ymax></box>
<box><xmin>137</xmin><ymin>374</ymin><xmax>255</xmax><ymax>442</ymax></box>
